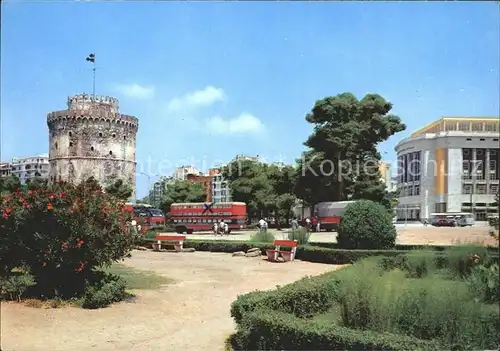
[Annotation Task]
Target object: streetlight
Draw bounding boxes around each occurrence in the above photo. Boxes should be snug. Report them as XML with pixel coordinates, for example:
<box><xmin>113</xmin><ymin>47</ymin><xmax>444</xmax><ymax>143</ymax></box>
<box><xmin>138</xmin><ymin>172</ymin><xmax>160</xmax><ymax>204</ymax></box>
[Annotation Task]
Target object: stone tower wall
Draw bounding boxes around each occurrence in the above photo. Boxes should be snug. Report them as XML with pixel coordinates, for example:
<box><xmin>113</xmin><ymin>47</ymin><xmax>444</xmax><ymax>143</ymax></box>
<box><xmin>47</xmin><ymin>94</ymin><xmax>138</xmax><ymax>200</ymax></box>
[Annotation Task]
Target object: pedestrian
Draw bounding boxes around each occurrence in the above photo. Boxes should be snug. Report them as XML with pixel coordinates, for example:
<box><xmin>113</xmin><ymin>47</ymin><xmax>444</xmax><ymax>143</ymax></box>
<box><xmin>258</xmin><ymin>218</ymin><xmax>266</xmax><ymax>233</ymax></box>
<box><xmin>316</xmin><ymin>220</ymin><xmax>321</xmax><ymax>233</ymax></box>
<box><xmin>305</xmin><ymin>217</ymin><xmax>311</xmax><ymax>232</ymax></box>
<box><xmin>291</xmin><ymin>218</ymin><xmax>298</xmax><ymax>230</ymax></box>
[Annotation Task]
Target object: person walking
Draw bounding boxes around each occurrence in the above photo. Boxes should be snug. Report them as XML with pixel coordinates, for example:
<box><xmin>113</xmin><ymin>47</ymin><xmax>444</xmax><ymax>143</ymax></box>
<box><xmin>258</xmin><ymin>218</ymin><xmax>266</xmax><ymax>233</ymax></box>
<box><xmin>291</xmin><ymin>218</ymin><xmax>298</xmax><ymax>230</ymax></box>
<box><xmin>305</xmin><ymin>217</ymin><xmax>311</xmax><ymax>232</ymax></box>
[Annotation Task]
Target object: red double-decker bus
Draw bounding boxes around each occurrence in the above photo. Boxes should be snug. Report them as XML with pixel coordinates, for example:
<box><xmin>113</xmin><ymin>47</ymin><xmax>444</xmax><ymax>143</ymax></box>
<box><xmin>169</xmin><ymin>202</ymin><xmax>247</xmax><ymax>234</ymax></box>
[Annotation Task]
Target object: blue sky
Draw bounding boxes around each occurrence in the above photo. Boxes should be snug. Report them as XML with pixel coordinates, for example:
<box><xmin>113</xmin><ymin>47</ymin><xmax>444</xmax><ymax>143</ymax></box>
<box><xmin>1</xmin><ymin>1</ymin><xmax>499</xmax><ymax>198</ymax></box>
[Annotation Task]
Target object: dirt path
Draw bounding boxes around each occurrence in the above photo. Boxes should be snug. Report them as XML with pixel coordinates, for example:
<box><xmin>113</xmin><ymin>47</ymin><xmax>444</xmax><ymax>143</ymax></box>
<box><xmin>1</xmin><ymin>251</ymin><xmax>341</xmax><ymax>351</ymax></box>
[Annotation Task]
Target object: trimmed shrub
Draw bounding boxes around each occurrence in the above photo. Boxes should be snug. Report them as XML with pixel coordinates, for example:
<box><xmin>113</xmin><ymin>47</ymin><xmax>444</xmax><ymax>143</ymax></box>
<box><xmin>337</xmin><ymin>200</ymin><xmax>396</xmax><ymax>250</ymax></box>
<box><xmin>231</xmin><ymin>271</ymin><xmax>341</xmax><ymax>324</ymax></box>
<box><xmin>81</xmin><ymin>272</ymin><xmax>127</xmax><ymax>309</ymax></box>
<box><xmin>288</xmin><ymin>227</ymin><xmax>311</xmax><ymax>245</ymax></box>
<box><xmin>230</xmin><ymin>310</ymin><xmax>444</xmax><ymax>351</ymax></box>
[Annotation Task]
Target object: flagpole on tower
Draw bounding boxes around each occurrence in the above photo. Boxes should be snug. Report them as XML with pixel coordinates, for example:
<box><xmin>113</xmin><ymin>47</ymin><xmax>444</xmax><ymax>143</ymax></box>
<box><xmin>86</xmin><ymin>53</ymin><xmax>96</xmax><ymax>100</ymax></box>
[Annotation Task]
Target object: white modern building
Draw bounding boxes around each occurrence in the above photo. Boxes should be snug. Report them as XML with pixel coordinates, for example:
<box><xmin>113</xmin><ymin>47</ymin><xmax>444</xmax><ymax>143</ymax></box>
<box><xmin>212</xmin><ymin>172</ymin><xmax>231</xmax><ymax>203</ymax></box>
<box><xmin>11</xmin><ymin>154</ymin><xmax>50</xmax><ymax>185</ymax></box>
<box><xmin>395</xmin><ymin>117</ymin><xmax>500</xmax><ymax>222</ymax></box>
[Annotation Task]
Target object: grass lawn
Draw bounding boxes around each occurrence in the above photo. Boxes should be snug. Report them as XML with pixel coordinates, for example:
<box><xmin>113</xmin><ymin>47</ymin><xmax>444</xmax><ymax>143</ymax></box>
<box><xmin>104</xmin><ymin>264</ymin><xmax>173</xmax><ymax>290</ymax></box>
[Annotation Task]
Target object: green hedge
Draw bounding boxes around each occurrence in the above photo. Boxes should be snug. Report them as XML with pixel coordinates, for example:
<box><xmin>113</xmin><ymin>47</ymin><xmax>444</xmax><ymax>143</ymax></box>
<box><xmin>311</xmin><ymin>241</ymin><xmax>500</xmax><ymax>254</ymax></box>
<box><xmin>140</xmin><ymin>239</ymin><xmax>499</xmax><ymax>266</ymax></box>
<box><xmin>231</xmin><ymin>270</ymin><xmax>341</xmax><ymax>324</ymax></box>
<box><xmin>180</xmin><ymin>240</ymin><xmax>410</xmax><ymax>265</ymax></box>
<box><xmin>230</xmin><ymin>310</ymin><xmax>444</xmax><ymax>350</ymax></box>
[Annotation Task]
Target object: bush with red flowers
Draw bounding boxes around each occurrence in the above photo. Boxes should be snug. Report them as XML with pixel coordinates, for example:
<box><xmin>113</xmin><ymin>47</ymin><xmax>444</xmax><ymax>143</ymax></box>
<box><xmin>0</xmin><ymin>178</ymin><xmax>139</xmax><ymax>299</ymax></box>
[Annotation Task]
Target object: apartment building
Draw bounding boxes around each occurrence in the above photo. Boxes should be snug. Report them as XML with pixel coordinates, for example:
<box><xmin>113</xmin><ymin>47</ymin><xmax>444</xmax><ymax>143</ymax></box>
<box><xmin>0</xmin><ymin>163</ymin><xmax>11</xmax><ymax>177</ymax></box>
<box><xmin>212</xmin><ymin>171</ymin><xmax>231</xmax><ymax>203</ymax></box>
<box><xmin>395</xmin><ymin>117</ymin><xmax>500</xmax><ymax>221</ymax></box>
<box><xmin>11</xmin><ymin>154</ymin><xmax>50</xmax><ymax>185</ymax></box>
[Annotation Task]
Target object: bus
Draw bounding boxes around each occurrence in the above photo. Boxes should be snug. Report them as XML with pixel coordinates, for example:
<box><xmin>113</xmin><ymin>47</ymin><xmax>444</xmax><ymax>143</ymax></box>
<box><xmin>430</xmin><ymin>212</ymin><xmax>474</xmax><ymax>227</ymax></box>
<box><xmin>169</xmin><ymin>202</ymin><xmax>247</xmax><ymax>234</ymax></box>
<box><xmin>124</xmin><ymin>203</ymin><xmax>166</xmax><ymax>230</ymax></box>
<box><xmin>313</xmin><ymin>201</ymin><xmax>357</xmax><ymax>231</ymax></box>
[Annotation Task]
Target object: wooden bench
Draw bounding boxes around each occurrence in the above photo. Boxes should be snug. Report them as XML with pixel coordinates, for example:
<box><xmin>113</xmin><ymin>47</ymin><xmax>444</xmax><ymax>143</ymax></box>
<box><xmin>152</xmin><ymin>234</ymin><xmax>186</xmax><ymax>252</ymax></box>
<box><xmin>266</xmin><ymin>240</ymin><xmax>298</xmax><ymax>262</ymax></box>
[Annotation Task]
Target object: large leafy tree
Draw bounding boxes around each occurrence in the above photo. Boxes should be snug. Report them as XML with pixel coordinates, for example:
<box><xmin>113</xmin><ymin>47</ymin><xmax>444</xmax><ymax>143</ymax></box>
<box><xmin>295</xmin><ymin>92</ymin><xmax>406</xmax><ymax>209</ymax></box>
<box><xmin>222</xmin><ymin>159</ymin><xmax>296</xmax><ymax>222</ymax></box>
<box><xmin>159</xmin><ymin>181</ymin><xmax>206</xmax><ymax>214</ymax></box>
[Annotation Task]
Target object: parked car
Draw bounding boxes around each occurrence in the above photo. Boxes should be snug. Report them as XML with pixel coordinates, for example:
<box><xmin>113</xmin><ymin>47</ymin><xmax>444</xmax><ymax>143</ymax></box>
<box><xmin>434</xmin><ymin>218</ymin><xmax>457</xmax><ymax>227</ymax></box>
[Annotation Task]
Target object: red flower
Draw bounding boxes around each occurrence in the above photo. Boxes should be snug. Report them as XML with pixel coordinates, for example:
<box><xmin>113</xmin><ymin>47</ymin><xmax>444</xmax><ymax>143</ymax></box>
<box><xmin>42</xmin><ymin>262</ymin><xmax>47</xmax><ymax>267</ymax></box>
<box><xmin>24</xmin><ymin>204</ymin><xmax>30</xmax><ymax>209</ymax></box>
<box><xmin>2</xmin><ymin>213</ymin><xmax>8</xmax><ymax>219</ymax></box>
<box><xmin>74</xmin><ymin>261</ymin><xmax>87</xmax><ymax>273</ymax></box>
<box><xmin>47</xmin><ymin>203</ymin><xmax>53</xmax><ymax>210</ymax></box>
<box><xmin>61</xmin><ymin>242</ymin><xmax>69</xmax><ymax>250</ymax></box>
<box><xmin>76</xmin><ymin>239</ymin><xmax>85</xmax><ymax>248</ymax></box>
<box><xmin>4</xmin><ymin>208</ymin><xmax>11</xmax><ymax>214</ymax></box>
<box><xmin>49</xmin><ymin>194</ymin><xmax>55</xmax><ymax>200</ymax></box>
<box><xmin>28</xmin><ymin>190</ymin><xmax>34</xmax><ymax>197</ymax></box>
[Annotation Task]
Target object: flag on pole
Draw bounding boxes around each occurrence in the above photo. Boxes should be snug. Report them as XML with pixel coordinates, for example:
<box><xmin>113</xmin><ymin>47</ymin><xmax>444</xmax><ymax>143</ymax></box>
<box><xmin>86</xmin><ymin>53</ymin><xmax>95</xmax><ymax>63</ymax></box>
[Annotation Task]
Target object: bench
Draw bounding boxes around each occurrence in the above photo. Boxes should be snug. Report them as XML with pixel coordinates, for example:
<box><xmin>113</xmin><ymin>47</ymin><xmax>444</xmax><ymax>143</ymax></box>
<box><xmin>152</xmin><ymin>235</ymin><xmax>186</xmax><ymax>252</ymax></box>
<box><xmin>266</xmin><ymin>240</ymin><xmax>298</xmax><ymax>262</ymax></box>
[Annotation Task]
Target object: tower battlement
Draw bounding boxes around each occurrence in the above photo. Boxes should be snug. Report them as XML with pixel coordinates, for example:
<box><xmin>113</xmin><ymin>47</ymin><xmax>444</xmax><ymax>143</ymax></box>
<box><xmin>47</xmin><ymin>94</ymin><xmax>138</xmax><ymax>200</ymax></box>
<box><xmin>67</xmin><ymin>94</ymin><xmax>120</xmax><ymax>114</ymax></box>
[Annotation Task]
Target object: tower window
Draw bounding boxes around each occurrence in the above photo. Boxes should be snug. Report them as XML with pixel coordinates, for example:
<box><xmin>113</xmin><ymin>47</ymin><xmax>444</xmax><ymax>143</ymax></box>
<box><xmin>69</xmin><ymin>131</ymin><xmax>72</xmax><ymax>137</ymax></box>
<box><xmin>112</xmin><ymin>133</ymin><xmax>116</xmax><ymax>138</ymax></box>
<box><xmin>91</xmin><ymin>146</ymin><xmax>94</xmax><ymax>151</ymax></box>
<box><xmin>69</xmin><ymin>142</ymin><xmax>73</xmax><ymax>147</ymax></box>
<box><xmin>99</xmin><ymin>132</ymin><xmax>103</xmax><ymax>137</ymax></box>
<box><xmin>123</xmin><ymin>136</ymin><xmax>127</xmax><ymax>140</ymax></box>
<box><xmin>55</xmin><ymin>142</ymin><xmax>58</xmax><ymax>149</ymax></box>
<box><xmin>109</xmin><ymin>150</ymin><xmax>113</xmax><ymax>155</ymax></box>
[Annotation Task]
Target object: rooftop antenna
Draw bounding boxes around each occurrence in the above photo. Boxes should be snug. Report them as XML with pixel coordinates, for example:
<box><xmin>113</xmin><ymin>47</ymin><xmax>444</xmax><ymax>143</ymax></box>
<box><xmin>86</xmin><ymin>53</ymin><xmax>96</xmax><ymax>100</ymax></box>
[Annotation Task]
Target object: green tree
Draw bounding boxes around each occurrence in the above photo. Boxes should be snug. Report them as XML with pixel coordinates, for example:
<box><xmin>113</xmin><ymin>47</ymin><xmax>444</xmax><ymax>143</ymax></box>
<box><xmin>105</xmin><ymin>178</ymin><xmax>133</xmax><ymax>201</ymax></box>
<box><xmin>136</xmin><ymin>196</ymin><xmax>150</xmax><ymax>204</ymax></box>
<box><xmin>222</xmin><ymin>159</ymin><xmax>273</xmax><ymax>219</ymax></box>
<box><xmin>295</xmin><ymin>92</ymin><xmax>406</xmax><ymax>209</ymax></box>
<box><xmin>222</xmin><ymin>160</ymin><xmax>297</xmax><ymax>223</ymax></box>
<box><xmin>159</xmin><ymin>181</ymin><xmax>206</xmax><ymax>214</ymax></box>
